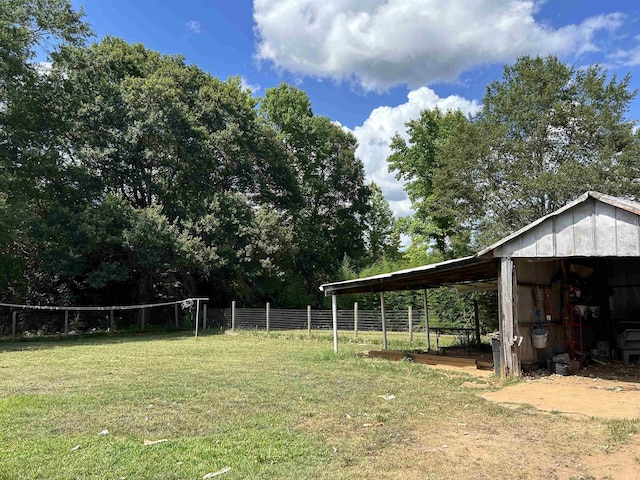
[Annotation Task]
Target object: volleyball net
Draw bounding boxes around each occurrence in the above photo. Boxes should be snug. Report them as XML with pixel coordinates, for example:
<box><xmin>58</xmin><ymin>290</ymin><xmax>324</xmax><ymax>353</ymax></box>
<box><xmin>0</xmin><ymin>297</ymin><xmax>209</xmax><ymax>337</ymax></box>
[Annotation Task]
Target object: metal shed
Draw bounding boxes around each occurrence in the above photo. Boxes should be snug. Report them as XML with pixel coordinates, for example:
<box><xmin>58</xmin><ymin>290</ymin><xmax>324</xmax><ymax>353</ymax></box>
<box><xmin>320</xmin><ymin>191</ymin><xmax>640</xmax><ymax>376</ymax></box>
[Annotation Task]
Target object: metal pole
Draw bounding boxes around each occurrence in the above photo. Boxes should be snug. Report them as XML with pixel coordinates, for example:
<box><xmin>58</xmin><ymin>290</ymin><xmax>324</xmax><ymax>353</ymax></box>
<box><xmin>354</xmin><ymin>301</ymin><xmax>359</xmax><ymax>339</ymax></box>
<box><xmin>424</xmin><ymin>289</ymin><xmax>431</xmax><ymax>351</ymax></box>
<box><xmin>195</xmin><ymin>300</ymin><xmax>200</xmax><ymax>337</ymax></box>
<box><xmin>12</xmin><ymin>311</ymin><xmax>17</xmax><ymax>338</ymax></box>
<box><xmin>332</xmin><ymin>295</ymin><xmax>338</xmax><ymax>353</ymax></box>
<box><xmin>64</xmin><ymin>311</ymin><xmax>69</xmax><ymax>336</ymax></box>
<box><xmin>474</xmin><ymin>299</ymin><xmax>481</xmax><ymax>348</ymax></box>
<box><xmin>307</xmin><ymin>305</ymin><xmax>311</xmax><ymax>337</ymax></box>
<box><xmin>231</xmin><ymin>301</ymin><xmax>236</xmax><ymax>330</ymax></box>
<box><xmin>381</xmin><ymin>292</ymin><xmax>387</xmax><ymax>350</ymax></box>
<box><xmin>175</xmin><ymin>303</ymin><xmax>179</xmax><ymax>330</ymax></box>
<box><xmin>266</xmin><ymin>302</ymin><xmax>270</xmax><ymax>333</ymax></box>
<box><xmin>408</xmin><ymin>305</ymin><xmax>413</xmax><ymax>343</ymax></box>
<box><xmin>110</xmin><ymin>310</ymin><xmax>114</xmax><ymax>333</ymax></box>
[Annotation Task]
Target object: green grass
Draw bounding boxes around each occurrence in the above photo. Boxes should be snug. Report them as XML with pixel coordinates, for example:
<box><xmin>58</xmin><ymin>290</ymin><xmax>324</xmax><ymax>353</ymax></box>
<box><xmin>0</xmin><ymin>331</ymin><xmax>631</xmax><ymax>479</ymax></box>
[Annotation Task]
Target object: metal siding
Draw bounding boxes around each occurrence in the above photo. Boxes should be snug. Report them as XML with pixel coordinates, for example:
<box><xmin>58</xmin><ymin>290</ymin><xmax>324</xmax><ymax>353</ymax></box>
<box><xmin>555</xmin><ymin>209</ymin><xmax>576</xmax><ymax>256</ymax></box>
<box><xmin>572</xmin><ymin>200</ymin><xmax>595</xmax><ymax>256</ymax></box>
<box><xmin>535</xmin><ymin>221</ymin><xmax>554</xmax><ymax>257</ymax></box>
<box><xmin>595</xmin><ymin>202</ymin><xmax>618</xmax><ymax>256</ymax></box>
<box><xmin>616</xmin><ymin>208</ymin><xmax>640</xmax><ymax>256</ymax></box>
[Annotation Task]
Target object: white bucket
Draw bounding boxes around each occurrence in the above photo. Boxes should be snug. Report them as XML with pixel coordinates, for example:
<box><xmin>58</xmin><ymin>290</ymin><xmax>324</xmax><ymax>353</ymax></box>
<box><xmin>531</xmin><ymin>328</ymin><xmax>549</xmax><ymax>349</ymax></box>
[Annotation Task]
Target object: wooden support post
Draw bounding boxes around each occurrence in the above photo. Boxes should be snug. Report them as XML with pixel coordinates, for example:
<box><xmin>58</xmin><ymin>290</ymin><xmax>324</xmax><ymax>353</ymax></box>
<box><xmin>424</xmin><ymin>289</ymin><xmax>431</xmax><ymax>351</ymax></box>
<box><xmin>203</xmin><ymin>304</ymin><xmax>207</xmax><ymax>330</ymax></box>
<box><xmin>231</xmin><ymin>301</ymin><xmax>236</xmax><ymax>330</ymax></box>
<box><xmin>332</xmin><ymin>295</ymin><xmax>338</xmax><ymax>353</ymax></box>
<box><xmin>175</xmin><ymin>303</ymin><xmax>179</xmax><ymax>330</ymax></box>
<box><xmin>110</xmin><ymin>310</ymin><xmax>115</xmax><ymax>333</ymax></box>
<box><xmin>266</xmin><ymin>302</ymin><xmax>270</xmax><ymax>333</ymax></box>
<box><xmin>380</xmin><ymin>292</ymin><xmax>388</xmax><ymax>350</ymax></box>
<box><xmin>354</xmin><ymin>302</ymin><xmax>359</xmax><ymax>339</ymax></box>
<box><xmin>195</xmin><ymin>299</ymin><xmax>200</xmax><ymax>337</ymax></box>
<box><xmin>307</xmin><ymin>305</ymin><xmax>311</xmax><ymax>337</ymax></box>
<box><xmin>12</xmin><ymin>311</ymin><xmax>17</xmax><ymax>338</ymax></box>
<box><xmin>141</xmin><ymin>308</ymin><xmax>145</xmax><ymax>333</ymax></box>
<box><xmin>474</xmin><ymin>299</ymin><xmax>481</xmax><ymax>348</ymax></box>
<box><xmin>408</xmin><ymin>305</ymin><xmax>413</xmax><ymax>343</ymax></box>
<box><xmin>64</xmin><ymin>311</ymin><xmax>69</xmax><ymax>336</ymax></box>
<box><xmin>499</xmin><ymin>257</ymin><xmax>517</xmax><ymax>377</ymax></box>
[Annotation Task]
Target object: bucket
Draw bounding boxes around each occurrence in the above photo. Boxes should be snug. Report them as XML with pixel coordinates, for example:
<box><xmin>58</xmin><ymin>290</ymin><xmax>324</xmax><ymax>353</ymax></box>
<box><xmin>531</xmin><ymin>328</ymin><xmax>549</xmax><ymax>349</ymax></box>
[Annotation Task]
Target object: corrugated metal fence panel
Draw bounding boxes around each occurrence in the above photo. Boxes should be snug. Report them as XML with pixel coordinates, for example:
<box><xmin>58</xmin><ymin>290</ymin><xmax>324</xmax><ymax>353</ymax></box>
<box><xmin>215</xmin><ymin>308</ymin><xmax>429</xmax><ymax>332</ymax></box>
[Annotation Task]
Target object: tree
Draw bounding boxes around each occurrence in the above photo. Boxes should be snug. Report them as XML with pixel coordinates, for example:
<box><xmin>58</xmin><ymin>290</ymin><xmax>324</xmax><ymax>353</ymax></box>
<box><xmin>423</xmin><ymin>56</ymin><xmax>639</xmax><ymax>249</ymax></box>
<box><xmin>362</xmin><ymin>182</ymin><xmax>400</xmax><ymax>262</ymax></box>
<box><xmin>260</xmin><ymin>84</ymin><xmax>371</xmax><ymax>302</ymax></box>
<box><xmin>0</xmin><ymin>0</ymin><xmax>90</xmax><ymax>301</ymax></box>
<box><xmin>387</xmin><ymin>108</ymin><xmax>470</xmax><ymax>256</ymax></box>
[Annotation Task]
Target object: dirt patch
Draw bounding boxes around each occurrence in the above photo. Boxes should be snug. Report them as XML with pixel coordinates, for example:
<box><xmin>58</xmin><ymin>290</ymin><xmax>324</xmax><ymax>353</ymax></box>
<box><xmin>481</xmin><ymin>373</ymin><xmax>640</xmax><ymax>419</ymax></box>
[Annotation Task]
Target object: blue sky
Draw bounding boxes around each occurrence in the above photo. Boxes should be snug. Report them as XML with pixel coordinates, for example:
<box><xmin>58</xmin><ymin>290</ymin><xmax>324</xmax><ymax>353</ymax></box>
<box><xmin>72</xmin><ymin>0</ymin><xmax>640</xmax><ymax>217</ymax></box>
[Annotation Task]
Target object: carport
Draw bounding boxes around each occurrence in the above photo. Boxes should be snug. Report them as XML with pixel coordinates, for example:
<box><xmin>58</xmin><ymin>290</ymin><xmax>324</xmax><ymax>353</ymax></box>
<box><xmin>321</xmin><ymin>191</ymin><xmax>640</xmax><ymax>377</ymax></box>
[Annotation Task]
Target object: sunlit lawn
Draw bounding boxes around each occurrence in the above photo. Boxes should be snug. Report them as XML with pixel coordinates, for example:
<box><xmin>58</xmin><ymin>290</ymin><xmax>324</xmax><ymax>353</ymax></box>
<box><xmin>0</xmin><ymin>330</ymin><xmax>636</xmax><ymax>479</ymax></box>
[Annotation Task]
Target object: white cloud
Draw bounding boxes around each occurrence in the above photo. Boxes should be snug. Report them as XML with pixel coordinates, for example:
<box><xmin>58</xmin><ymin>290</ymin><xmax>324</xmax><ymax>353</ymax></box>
<box><xmin>186</xmin><ymin>20</ymin><xmax>203</xmax><ymax>34</ymax></box>
<box><xmin>349</xmin><ymin>87</ymin><xmax>481</xmax><ymax>218</ymax></box>
<box><xmin>240</xmin><ymin>76</ymin><xmax>261</xmax><ymax>94</ymax></box>
<box><xmin>254</xmin><ymin>0</ymin><xmax>624</xmax><ymax>91</ymax></box>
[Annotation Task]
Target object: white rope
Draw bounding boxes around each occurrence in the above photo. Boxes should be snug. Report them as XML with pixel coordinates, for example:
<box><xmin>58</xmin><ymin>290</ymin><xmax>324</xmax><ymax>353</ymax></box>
<box><xmin>0</xmin><ymin>297</ymin><xmax>209</xmax><ymax>312</ymax></box>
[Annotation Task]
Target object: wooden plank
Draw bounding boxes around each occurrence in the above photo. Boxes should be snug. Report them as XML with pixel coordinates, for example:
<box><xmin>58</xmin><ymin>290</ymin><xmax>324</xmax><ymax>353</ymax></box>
<box><xmin>499</xmin><ymin>257</ymin><xmax>515</xmax><ymax>376</ymax></box>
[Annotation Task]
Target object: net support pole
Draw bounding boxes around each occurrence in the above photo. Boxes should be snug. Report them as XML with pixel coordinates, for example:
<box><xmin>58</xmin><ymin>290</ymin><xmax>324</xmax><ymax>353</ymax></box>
<box><xmin>408</xmin><ymin>305</ymin><xmax>413</xmax><ymax>343</ymax></box>
<box><xmin>195</xmin><ymin>299</ymin><xmax>200</xmax><ymax>337</ymax></box>
<box><xmin>266</xmin><ymin>302</ymin><xmax>270</xmax><ymax>333</ymax></box>
<box><xmin>354</xmin><ymin>302</ymin><xmax>358</xmax><ymax>340</ymax></box>
<box><xmin>231</xmin><ymin>301</ymin><xmax>236</xmax><ymax>330</ymax></box>
<box><xmin>332</xmin><ymin>294</ymin><xmax>338</xmax><ymax>354</ymax></box>
<box><xmin>424</xmin><ymin>289</ymin><xmax>431</xmax><ymax>351</ymax></box>
<box><xmin>203</xmin><ymin>304</ymin><xmax>207</xmax><ymax>331</ymax></box>
<box><xmin>381</xmin><ymin>292</ymin><xmax>388</xmax><ymax>350</ymax></box>
<box><xmin>12</xmin><ymin>311</ymin><xmax>17</xmax><ymax>338</ymax></box>
<box><xmin>64</xmin><ymin>311</ymin><xmax>69</xmax><ymax>336</ymax></box>
<box><xmin>307</xmin><ymin>305</ymin><xmax>311</xmax><ymax>337</ymax></box>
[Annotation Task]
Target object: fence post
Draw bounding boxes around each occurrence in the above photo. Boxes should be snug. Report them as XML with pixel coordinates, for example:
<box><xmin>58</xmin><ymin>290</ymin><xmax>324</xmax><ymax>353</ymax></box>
<box><xmin>195</xmin><ymin>299</ymin><xmax>200</xmax><ymax>337</ymax></box>
<box><xmin>332</xmin><ymin>295</ymin><xmax>338</xmax><ymax>353</ymax></box>
<box><xmin>408</xmin><ymin>305</ymin><xmax>413</xmax><ymax>343</ymax></box>
<box><xmin>64</xmin><ymin>311</ymin><xmax>69</xmax><ymax>336</ymax></box>
<box><xmin>266</xmin><ymin>302</ymin><xmax>270</xmax><ymax>333</ymax></box>
<box><xmin>354</xmin><ymin>302</ymin><xmax>358</xmax><ymax>339</ymax></box>
<box><xmin>231</xmin><ymin>301</ymin><xmax>236</xmax><ymax>330</ymax></box>
<box><xmin>380</xmin><ymin>292</ymin><xmax>388</xmax><ymax>350</ymax></box>
<box><xmin>12</xmin><ymin>311</ymin><xmax>17</xmax><ymax>338</ymax></box>
<box><xmin>203</xmin><ymin>304</ymin><xmax>208</xmax><ymax>331</ymax></box>
<box><xmin>175</xmin><ymin>303</ymin><xmax>179</xmax><ymax>330</ymax></box>
<box><xmin>307</xmin><ymin>305</ymin><xmax>311</xmax><ymax>337</ymax></box>
<box><xmin>424</xmin><ymin>289</ymin><xmax>431</xmax><ymax>351</ymax></box>
<box><xmin>141</xmin><ymin>308</ymin><xmax>145</xmax><ymax>333</ymax></box>
<box><xmin>110</xmin><ymin>310</ymin><xmax>115</xmax><ymax>333</ymax></box>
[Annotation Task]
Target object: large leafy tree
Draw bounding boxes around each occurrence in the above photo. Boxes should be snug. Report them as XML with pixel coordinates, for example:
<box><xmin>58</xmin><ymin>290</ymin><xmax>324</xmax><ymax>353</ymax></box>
<box><xmin>260</xmin><ymin>84</ymin><xmax>371</xmax><ymax>302</ymax></box>
<box><xmin>0</xmin><ymin>0</ymin><xmax>90</xmax><ymax>298</ymax></box>
<box><xmin>387</xmin><ymin>108</ymin><xmax>470</xmax><ymax>256</ymax></box>
<box><xmin>392</xmin><ymin>56</ymin><xmax>640</xmax><ymax>252</ymax></box>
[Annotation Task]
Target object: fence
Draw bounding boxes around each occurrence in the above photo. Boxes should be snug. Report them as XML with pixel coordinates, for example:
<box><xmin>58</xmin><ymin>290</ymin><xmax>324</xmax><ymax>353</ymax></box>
<box><xmin>210</xmin><ymin>304</ymin><xmax>483</xmax><ymax>339</ymax></box>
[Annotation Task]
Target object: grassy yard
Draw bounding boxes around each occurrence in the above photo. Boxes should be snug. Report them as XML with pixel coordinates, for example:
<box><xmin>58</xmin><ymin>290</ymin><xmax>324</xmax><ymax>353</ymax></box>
<box><xmin>0</xmin><ymin>331</ymin><xmax>637</xmax><ymax>479</ymax></box>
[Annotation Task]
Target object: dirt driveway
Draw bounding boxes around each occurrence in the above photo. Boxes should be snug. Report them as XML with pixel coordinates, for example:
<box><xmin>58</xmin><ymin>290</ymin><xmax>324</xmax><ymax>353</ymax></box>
<box><xmin>479</xmin><ymin>363</ymin><xmax>640</xmax><ymax>480</ymax></box>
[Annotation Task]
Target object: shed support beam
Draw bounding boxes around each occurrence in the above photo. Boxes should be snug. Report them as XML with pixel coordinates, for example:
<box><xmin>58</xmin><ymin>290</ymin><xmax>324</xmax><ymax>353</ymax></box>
<box><xmin>332</xmin><ymin>294</ymin><xmax>338</xmax><ymax>354</ymax></box>
<box><xmin>499</xmin><ymin>257</ymin><xmax>520</xmax><ymax>377</ymax></box>
<box><xmin>423</xmin><ymin>289</ymin><xmax>431</xmax><ymax>351</ymax></box>
<box><xmin>380</xmin><ymin>292</ymin><xmax>388</xmax><ymax>350</ymax></box>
